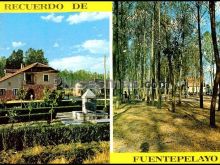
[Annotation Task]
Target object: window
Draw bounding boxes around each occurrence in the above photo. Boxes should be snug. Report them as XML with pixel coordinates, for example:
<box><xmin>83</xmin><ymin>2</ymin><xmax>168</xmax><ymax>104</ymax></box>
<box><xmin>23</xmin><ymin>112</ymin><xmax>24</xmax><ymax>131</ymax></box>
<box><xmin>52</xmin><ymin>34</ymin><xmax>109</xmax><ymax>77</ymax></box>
<box><xmin>26</xmin><ymin>74</ymin><xmax>34</xmax><ymax>84</ymax></box>
<box><xmin>43</xmin><ymin>74</ymin><xmax>49</xmax><ymax>82</ymax></box>
<box><xmin>0</xmin><ymin>89</ymin><xmax>6</xmax><ymax>96</ymax></box>
<box><xmin>13</xmin><ymin>89</ymin><xmax>18</xmax><ymax>96</ymax></box>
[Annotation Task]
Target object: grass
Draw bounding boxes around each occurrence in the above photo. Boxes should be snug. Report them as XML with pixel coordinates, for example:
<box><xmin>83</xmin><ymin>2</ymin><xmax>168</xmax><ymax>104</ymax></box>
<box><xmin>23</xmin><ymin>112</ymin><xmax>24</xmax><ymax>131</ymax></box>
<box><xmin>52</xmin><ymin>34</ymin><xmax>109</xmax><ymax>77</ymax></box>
<box><xmin>0</xmin><ymin>141</ymin><xmax>109</xmax><ymax>164</ymax></box>
<box><xmin>48</xmin><ymin>157</ymin><xmax>70</xmax><ymax>164</ymax></box>
<box><xmin>113</xmin><ymin>96</ymin><xmax>220</xmax><ymax>152</ymax></box>
<box><xmin>83</xmin><ymin>142</ymin><xmax>110</xmax><ymax>164</ymax></box>
<box><xmin>83</xmin><ymin>150</ymin><xmax>109</xmax><ymax>164</ymax></box>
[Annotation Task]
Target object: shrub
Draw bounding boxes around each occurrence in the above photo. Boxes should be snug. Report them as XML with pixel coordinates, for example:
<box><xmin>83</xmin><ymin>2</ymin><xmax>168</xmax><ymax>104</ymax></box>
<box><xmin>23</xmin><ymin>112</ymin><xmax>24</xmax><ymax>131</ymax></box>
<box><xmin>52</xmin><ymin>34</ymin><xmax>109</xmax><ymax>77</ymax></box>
<box><xmin>17</xmin><ymin>89</ymin><xmax>27</xmax><ymax>100</ymax></box>
<box><xmin>0</xmin><ymin>123</ymin><xmax>109</xmax><ymax>151</ymax></box>
<box><xmin>96</xmin><ymin>100</ymin><xmax>110</xmax><ymax>106</ymax></box>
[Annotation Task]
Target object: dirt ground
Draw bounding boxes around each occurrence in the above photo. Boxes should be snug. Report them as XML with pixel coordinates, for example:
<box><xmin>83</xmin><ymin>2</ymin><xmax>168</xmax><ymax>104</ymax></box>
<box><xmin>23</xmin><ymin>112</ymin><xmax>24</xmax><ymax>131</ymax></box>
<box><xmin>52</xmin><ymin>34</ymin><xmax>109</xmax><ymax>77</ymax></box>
<box><xmin>113</xmin><ymin>96</ymin><xmax>220</xmax><ymax>152</ymax></box>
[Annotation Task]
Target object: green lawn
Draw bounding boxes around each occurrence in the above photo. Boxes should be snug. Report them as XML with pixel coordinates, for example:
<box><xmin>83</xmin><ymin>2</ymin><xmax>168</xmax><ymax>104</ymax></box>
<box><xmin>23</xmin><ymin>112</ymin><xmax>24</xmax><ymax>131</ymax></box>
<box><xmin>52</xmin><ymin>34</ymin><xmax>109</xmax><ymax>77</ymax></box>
<box><xmin>113</xmin><ymin>97</ymin><xmax>220</xmax><ymax>152</ymax></box>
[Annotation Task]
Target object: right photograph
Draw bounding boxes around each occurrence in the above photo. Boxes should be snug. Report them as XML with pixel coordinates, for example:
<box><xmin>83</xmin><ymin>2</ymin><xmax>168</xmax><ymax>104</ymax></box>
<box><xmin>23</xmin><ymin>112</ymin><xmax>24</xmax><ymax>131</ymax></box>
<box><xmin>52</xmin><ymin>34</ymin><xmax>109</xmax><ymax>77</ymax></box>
<box><xmin>113</xmin><ymin>1</ymin><xmax>220</xmax><ymax>152</ymax></box>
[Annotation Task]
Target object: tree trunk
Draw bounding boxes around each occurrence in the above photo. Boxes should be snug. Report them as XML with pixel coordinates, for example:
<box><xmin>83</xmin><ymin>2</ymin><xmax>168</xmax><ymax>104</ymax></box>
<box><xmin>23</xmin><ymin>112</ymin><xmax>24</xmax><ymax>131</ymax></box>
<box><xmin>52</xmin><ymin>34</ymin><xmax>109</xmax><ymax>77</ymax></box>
<box><xmin>212</xmin><ymin>61</ymin><xmax>215</xmax><ymax>87</ymax></box>
<box><xmin>143</xmin><ymin>32</ymin><xmax>147</xmax><ymax>101</ymax></box>
<box><xmin>119</xmin><ymin>2</ymin><xmax>125</xmax><ymax>102</ymax></box>
<box><xmin>210</xmin><ymin>72</ymin><xmax>219</xmax><ymax>127</ymax></box>
<box><xmin>168</xmin><ymin>54</ymin><xmax>175</xmax><ymax>112</ymax></box>
<box><xmin>178</xmin><ymin>61</ymin><xmax>182</xmax><ymax>104</ymax></box>
<box><xmin>141</xmin><ymin>38</ymin><xmax>145</xmax><ymax>100</ymax></box>
<box><xmin>114</xmin><ymin>1</ymin><xmax>120</xmax><ymax>98</ymax></box>
<box><xmin>195</xmin><ymin>72</ymin><xmax>198</xmax><ymax>97</ymax></box>
<box><xmin>209</xmin><ymin>1</ymin><xmax>220</xmax><ymax>128</ymax></box>
<box><xmin>197</xmin><ymin>2</ymin><xmax>204</xmax><ymax>108</ymax></box>
<box><xmin>210</xmin><ymin>70</ymin><xmax>213</xmax><ymax>89</ymax></box>
<box><xmin>164</xmin><ymin>68</ymin><xmax>167</xmax><ymax>102</ymax></box>
<box><xmin>218</xmin><ymin>83</ymin><xmax>220</xmax><ymax>111</ymax></box>
<box><xmin>150</xmin><ymin>5</ymin><xmax>155</xmax><ymax>105</ymax></box>
<box><xmin>157</xmin><ymin>2</ymin><xmax>162</xmax><ymax>109</ymax></box>
<box><xmin>119</xmin><ymin>79</ymin><xmax>123</xmax><ymax>102</ymax></box>
<box><xmin>178</xmin><ymin>12</ymin><xmax>186</xmax><ymax>104</ymax></box>
<box><xmin>185</xmin><ymin>78</ymin><xmax>188</xmax><ymax>98</ymax></box>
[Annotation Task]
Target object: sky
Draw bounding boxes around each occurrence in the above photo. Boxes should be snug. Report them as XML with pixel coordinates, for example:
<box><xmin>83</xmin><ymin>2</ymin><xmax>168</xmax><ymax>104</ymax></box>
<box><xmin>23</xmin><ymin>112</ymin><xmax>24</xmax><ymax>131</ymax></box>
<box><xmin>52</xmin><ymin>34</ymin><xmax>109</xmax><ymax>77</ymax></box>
<box><xmin>0</xmin><ymin>12</ymin><xmax>111</xmax><ymax>74</ymax></box>
<box><xmin>200</xmin><ymin>2</ymin><xmax>220</xmax><ymax>84</ymax></box>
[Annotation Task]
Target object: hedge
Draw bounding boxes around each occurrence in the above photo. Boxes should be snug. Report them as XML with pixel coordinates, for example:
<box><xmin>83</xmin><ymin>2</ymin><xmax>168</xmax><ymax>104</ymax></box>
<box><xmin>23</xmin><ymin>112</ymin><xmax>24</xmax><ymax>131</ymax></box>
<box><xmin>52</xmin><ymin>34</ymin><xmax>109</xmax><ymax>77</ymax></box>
<box><xmin>0</xmin><ymin>105</ymin><xmax>109</xmax><ymax>124</ymax></box>
<box><xmin>0</xmin><ymin>123</ymin><xmax>109</xmax><ymax>151</ymax></box>
<box><xmin>0</xmin><ymin>100</ymin><xmax>82</xmax><ymax>109</ymax></box>
<box><xmin>0</xmin><ymin>113</ymin><xmax>56</xmax><ymax>124</ymax></box>
<box><xmin>0</xmin><ymin>105</ymin><xmax>109</xmax><ymax>116</ymax></box>
<box><xmin>0</xmin><ymin>106</ymin><xmax>77</xmax><ymax>115</ymax></box>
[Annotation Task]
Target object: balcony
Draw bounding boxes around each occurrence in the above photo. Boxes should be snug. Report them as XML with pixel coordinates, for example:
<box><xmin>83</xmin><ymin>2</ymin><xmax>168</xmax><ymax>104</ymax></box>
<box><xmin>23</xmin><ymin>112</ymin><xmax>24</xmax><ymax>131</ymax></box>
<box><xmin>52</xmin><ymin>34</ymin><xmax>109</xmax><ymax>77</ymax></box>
<box><xmin>25</xmin><ymin>73</ymin><xmax>35</xmax><ymax>85</ymax></box>
<box><xmin>25</xmin><ymin>80</ymin><xmax>35</xmax><ymax>85</ymax></box>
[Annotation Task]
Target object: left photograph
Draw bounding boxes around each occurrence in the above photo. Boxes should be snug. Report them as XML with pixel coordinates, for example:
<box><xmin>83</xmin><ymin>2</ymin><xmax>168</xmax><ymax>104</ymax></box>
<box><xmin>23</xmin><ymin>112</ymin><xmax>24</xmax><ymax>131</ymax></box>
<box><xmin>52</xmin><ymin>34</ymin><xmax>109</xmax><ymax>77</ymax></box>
<box><xmin>0</xmin><ymin>4</ymin><xmax>111</xmax><ymax>164</ymax></box>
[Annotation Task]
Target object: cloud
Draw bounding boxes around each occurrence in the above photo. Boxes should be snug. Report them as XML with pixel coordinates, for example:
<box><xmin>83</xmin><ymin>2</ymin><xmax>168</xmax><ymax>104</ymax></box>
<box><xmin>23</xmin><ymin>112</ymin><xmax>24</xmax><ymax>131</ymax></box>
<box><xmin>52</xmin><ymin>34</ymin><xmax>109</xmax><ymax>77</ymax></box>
<box><xmin>12</xmin><ymin>41</ymin><xmax>26</xmax><ymax>48</ymax></box>
<box><xmin>81</xmin><ymin>39</ymin><xmax>109</xmax><ymax>54</ymax></box>
<box><xmin>66</xmin><ymin>12</ymin><xmax>110</xmax><ymax>25</ymax></box>
<box><xmin>50</xmin><ymin>55</ymin><xmax>109</xmax><ymax>73</ymax></box>
<box><xmin>41</xmin><ymin>13</ymin><xmax>64</xmax><ymax>23</ymax></box>
<box><xmin>0</xmin><ymin>47</ymin><xmax>10</xmax><ymax>51</ymax></box>
<box><xmin>53</xmin><ymin>42</ymin><xmax>59</xmax><ymax>48</ymax></box>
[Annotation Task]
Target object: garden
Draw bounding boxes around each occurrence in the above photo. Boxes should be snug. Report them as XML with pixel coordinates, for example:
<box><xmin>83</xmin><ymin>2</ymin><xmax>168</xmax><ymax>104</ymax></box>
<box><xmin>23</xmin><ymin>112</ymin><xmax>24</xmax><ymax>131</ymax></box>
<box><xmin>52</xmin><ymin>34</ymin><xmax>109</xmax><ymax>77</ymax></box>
<box><xmin>0</xmin><ymin>89</ymin><xmax>110</xmax><ymax>164</ymax></box>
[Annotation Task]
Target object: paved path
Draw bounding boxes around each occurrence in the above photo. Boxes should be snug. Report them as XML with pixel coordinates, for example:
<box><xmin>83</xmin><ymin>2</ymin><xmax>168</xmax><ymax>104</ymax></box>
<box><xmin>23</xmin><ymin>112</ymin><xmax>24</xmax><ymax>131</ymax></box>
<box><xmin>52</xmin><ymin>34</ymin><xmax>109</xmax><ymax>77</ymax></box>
<box><xmin>56</xmin><ymin>112</ymin><xmax>110</xmax><ymax>125</ymax></box>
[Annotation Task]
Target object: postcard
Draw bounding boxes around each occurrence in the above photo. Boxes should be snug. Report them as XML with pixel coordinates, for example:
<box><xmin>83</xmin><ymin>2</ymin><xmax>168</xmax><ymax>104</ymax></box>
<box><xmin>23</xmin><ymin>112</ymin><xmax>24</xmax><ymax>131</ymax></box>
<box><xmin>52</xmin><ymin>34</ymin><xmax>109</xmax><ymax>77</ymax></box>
<box><xmin>0</xmin><ymin>1</ymin><xmax>112</xmax><ymax>164</ymax></box>
<box><xmin>0</xmin><ymin>1</ymin><xmax>220</xmax><ymax>164</ymax></box>
<box><xmin>111</xmin><ymin>1</ymin><xmax>220</xmax><ymax>164</ymax></box>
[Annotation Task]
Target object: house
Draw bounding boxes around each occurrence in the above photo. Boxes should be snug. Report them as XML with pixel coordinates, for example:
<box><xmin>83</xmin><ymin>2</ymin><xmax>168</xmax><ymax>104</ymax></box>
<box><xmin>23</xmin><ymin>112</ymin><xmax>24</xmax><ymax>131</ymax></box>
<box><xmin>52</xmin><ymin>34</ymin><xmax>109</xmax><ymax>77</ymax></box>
<box><xmin>186</xmin><ymin>77</ymin><xmax>206</xmax><ymax>95</ymax></box>
<box><xmin>0</xmin><ymin>62</ymin><xmax>59</xmax><ymax>101</ymax></box>
<box><xmin>73</xmin><ymin>82</ymin><xmax>87</xmax><ymax>96</ymax></box>
<box><xmin>72</xmin><ymin>79</ymin><xmax>110</xmax><ymax>97</ymax></box>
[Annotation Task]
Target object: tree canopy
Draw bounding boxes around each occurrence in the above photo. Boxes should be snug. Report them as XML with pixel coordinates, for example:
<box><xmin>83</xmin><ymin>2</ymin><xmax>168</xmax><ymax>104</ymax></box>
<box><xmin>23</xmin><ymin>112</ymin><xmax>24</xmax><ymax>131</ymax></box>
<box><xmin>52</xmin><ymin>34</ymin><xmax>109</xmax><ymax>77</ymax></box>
<box><xmin>113</xmin><ymin>1</ymin><xmax>220</xmax><ymax>127</ymax></box>
<box><xmin>0</xmin><ymin>57</ymin><xmax>6</xmax><ymax>77</ymax></box>
<box><xmin>58</xmin><ymin>69</ymin><xmax>107</xmax><ymax>87</ymax></box>
<box><xmin>24</xmin><ymin>48</ymin><xmax>48</xmax><ymax>65</ymax></box>
<box><xmin>5</xmin><ymin>49</ymin><xmax>23</xmax><ymax>69</ymax></box>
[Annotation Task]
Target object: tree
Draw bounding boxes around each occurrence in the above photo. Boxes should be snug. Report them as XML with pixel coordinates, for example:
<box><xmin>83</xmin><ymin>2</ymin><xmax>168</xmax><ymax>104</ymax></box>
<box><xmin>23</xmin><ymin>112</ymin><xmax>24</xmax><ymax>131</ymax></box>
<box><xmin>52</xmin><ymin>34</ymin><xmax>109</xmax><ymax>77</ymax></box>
<box><xmin>150</xmin><ymin>2</ymin><xmax>156</xmax><ymax>105</ymax></box>
<box><xmin>209</xmin><ymin>1</ymin><xmax>220</xmax><ymax>128</ymax></box>
<box><xmin>43</xmin><ymin>88</ymin><xmax>63</xmax><ymax>123</ymax></box>
<box><xmin>196</xmin><ymin>2</ymin><xmax>204</xmax><ymax>108</ymax></box>
<box><xmin>6</xmin><ymin>49</ymin><xmax>23</xmax><ymax>69</ymax></box>
<box><xmin>112</xmin><ymin>1</ymin><xmax>211</xmax><ymax>113</ymax></box>
<box><xmin>18</xmin><ymin>88</ymin><xmax>27</xmax><ymax>107</ymax></box>
<box><xmin>0</xmin><ymin>56</ymin><xmax>6</xmax><ymax>77</ymax></box>
<box><xmin>28</xmin><ymin>101</ymin><xmax>34</xmax><ymax>121</ymax></box>
<box><xmin>203</xmin><ymin>31</ymin><xmax>214</xmax><ymax>88</ymax></box>
<box><xmin>58</xmin><ymin>69</ymin><xmax>105</xmax><ymax>87</ymax></box>
<box><xmin>24</xmin><ymin>48</ymin><xmax>48</xmax><ymax>65</ymax></box>
<box><xmin>157</xmin><ymin>1</ymin><xmax>162</xmax><ymax>108</ymax></box>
